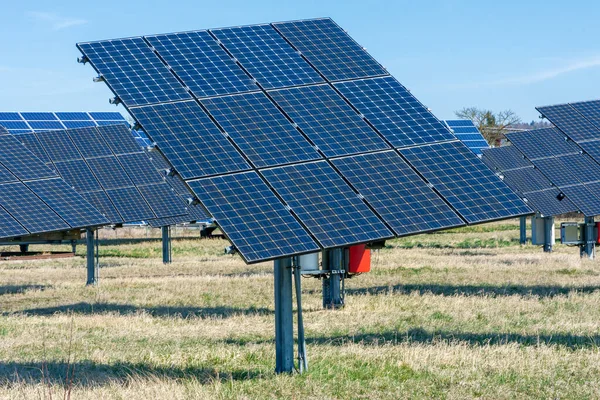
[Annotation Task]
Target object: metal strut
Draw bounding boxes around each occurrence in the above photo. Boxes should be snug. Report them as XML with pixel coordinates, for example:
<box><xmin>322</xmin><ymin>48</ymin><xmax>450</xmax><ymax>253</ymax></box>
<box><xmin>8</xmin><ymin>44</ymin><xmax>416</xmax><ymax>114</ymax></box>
<box><xmin>162</xmin><ymin>226</ymin><xmax>172</xmax><ymax>264</ymax></box>
<box><xmin>293</xmin><ymin>258</ymin><xmax>308</xmax><ymax>373</ymax></box>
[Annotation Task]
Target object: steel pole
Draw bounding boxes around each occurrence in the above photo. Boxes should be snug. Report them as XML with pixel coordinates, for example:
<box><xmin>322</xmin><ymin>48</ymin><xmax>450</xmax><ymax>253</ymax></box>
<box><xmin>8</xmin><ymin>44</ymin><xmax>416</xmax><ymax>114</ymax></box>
<box><xmin>543</xmin><ymin>216</ymin><xmax>554</xmax><ymax>253</ymax></box>
<box><xmin>274</xmin><ymin>257</ymin><xmax>294</xmax><ymax>373</ymax></box>
<box><xmin>162</xmin><ymin>226</ymin><xmax>172</xmax><ymax>264</ymax></box>
<box><xmin>519</xmin><ymin>216</ymin><xmax>527</xmax><ymax>244</ymax></box>
<box><xmin>86</xmin><ymin>228</ymin><xmax>96</xmax><ymax>285</ymax></box>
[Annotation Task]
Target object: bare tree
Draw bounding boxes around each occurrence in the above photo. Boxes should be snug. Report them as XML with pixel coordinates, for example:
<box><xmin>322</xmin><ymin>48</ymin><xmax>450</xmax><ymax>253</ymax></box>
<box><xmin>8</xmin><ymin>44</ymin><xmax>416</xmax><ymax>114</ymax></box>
<box><xmin>455</xmin><ymin>107</ymin><xmax>521</xmax><ymax>146</ymax></box>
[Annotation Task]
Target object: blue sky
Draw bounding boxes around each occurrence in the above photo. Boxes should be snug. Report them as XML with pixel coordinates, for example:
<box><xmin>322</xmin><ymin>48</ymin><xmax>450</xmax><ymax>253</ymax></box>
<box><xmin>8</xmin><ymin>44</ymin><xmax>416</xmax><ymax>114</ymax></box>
<box><xmin>0</xmin><ymin>0</ymin><xmax>598</xmax><ymax>122</ymax></box>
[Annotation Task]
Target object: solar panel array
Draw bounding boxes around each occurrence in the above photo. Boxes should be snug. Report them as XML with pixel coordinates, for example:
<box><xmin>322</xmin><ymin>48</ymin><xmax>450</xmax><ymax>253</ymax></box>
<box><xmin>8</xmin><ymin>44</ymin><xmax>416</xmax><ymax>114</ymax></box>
<box><xmin>0</xmin><ymin>126</ymin><xmax>109</xmax><ymax>239</ymax></box>
<box><xmin>14</xmin><ymin>124</ymin><xmax>187</xmax><ymax>225</ymax></box>
<box><xmin>0</xmin><ymin>112</ymin><xmax>127</xmax><ymax>134</ymax></box>
<box><xmin>78</xmin><ymin>17</ymin><xmax>531</xmax><ymax>263</ymax></box>
<box><xmin>481</xmin><ymin>145</ymin><xmax>577</xmax><ymax>216</ymax></box>
<box><xmin>445</xmin><ymin>120</ymin><xmax>489</xmax><ymax>156</ymax></box>
<box><xmin>505</xmin><ymin>128</ymin><xmax>600</xmax><ymax>216</ymax></box>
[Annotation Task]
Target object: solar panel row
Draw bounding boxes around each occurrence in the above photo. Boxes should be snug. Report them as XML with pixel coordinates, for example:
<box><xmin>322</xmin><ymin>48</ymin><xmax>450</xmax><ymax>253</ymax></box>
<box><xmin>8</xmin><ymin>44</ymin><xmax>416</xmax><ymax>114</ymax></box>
<box><xmin>0</xmin><ymin>112</ymin><xmax>127</xmax><ymax>134</ymax></box>
<box><xmin>78</xmin><ymin>18</ymin><xmax>532</xmax><ymax>263</ymax></box>
<box><xmin>444</xmin><ymin>120</ymin><xmax>489</xmax><ymax>156</ymax></box>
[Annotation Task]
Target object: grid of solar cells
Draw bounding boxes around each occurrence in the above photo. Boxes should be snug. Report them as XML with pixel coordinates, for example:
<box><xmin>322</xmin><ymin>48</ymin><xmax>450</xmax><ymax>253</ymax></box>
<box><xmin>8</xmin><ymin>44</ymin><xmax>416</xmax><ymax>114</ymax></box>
<box><xmin>201</xmin><ymin>92</ymin><xmax>321</xmax><ymax>167</ymax></box>
<box><xmin>81</xmin><ymin>191</ymin><xmax>122</xmax><ymax>222</ymax></box>
<box><xmin>537</xmin><ymin>103</ymin><xmax>600</xmax><ymax>142</ymax></box>
<box><xmin>331</xmin><ymin>151</ymin><xmax>465</xmax><ymax>235</ymax></box>
<box><xmin>78</xmin><ymin>38</ymin><xmax>192</xmax><ymax>107</ymax></box>
<box><xmin>53</xmin><ymin>160</ymin><xmax>102</xmax><ymax>192</ymax></box>
<box><xmin>211</xmin><ymin>24</ymin><xmax>324</xmax><ymax>89</ymax></box>
<box><xmin>0</xmin><ymin>162</ymin><xmax>17</xmax><ymax>184</ymax></box>
<box><xmin>35</xmin><ymin>131</ymin><xmax>83</xmax><ymax>162</ymax></box>
<box><xmin>559</xmin><ymin>184</ymin><xmax>600</xmax><ymax>217</ymax></box>
<box><xmin>138</xmin><ymin>184</ymin><xmax>186</xmax><ymax>218</ymax></box>
<box><xmin>335</xmin><ymin>76</ymin><xmax>454</xmax><ymax>148</ymax></box>
<box><xmin>506</xmin><ymin>128</ymin><xmax>580</xmax><ymax>160</ymax></box>
<box><xmin>519</xmin><ymin>157</ymin><xmax>576</xmax><ymax>188</ymax></box>
<box><xmin>86</xmin><ymin>156</ymin><xmax>134</xmax><ymax>189</ymax></box>
<box><xmin>260</xmin><ymin>161</ymin><xmax>393</xmax><ymax>248</ymax></box>
<box><xmin>523</xmin><ymin>189</ymin><xmax>577</xmax><ymax>216</ymax></box>
<box><xmin>273</xmin><ymin>18</ymin><xmax>388</xmax><ymax>81</ymax></box>
<box><xmin>445</xmin><ymin>120</ymin><xmax>489</xmax><ymax>155</ymax></box>
<box><xmin>481</xmin><ymin>145</ymin><xmax>531</xmax><ymax>171</ymax></box>
<box><xmin>130</xmin><ymin>100</ymin><xmax>251</xmax><ymax>179</ymax></box>
<box><xmin>188</xmin><ymin>172</ymin><xmax>319</xmax><ymax>263</ymax></box>
<box><xmin>0</xmin><ymin>206</ymin><xmax>28</xmax><ymax>238</ymax></box>
<box><xmin>0</xmin><ymin>135</ymin><xmax>55</xmax><ymax>180</ymax></box>
<box><xmin>268</xmin><ymin>84</ymin><xmax>389</xmax><ymax>157</ymax></box>
<box><xmin>400</xmin><ymin>141</ymin><xmax>532</xmax><ymax>223</ymax></box>
<box><xmin>577</xmin><ymin>141</ymin><xmax>600</xmax><ymax>164</ymax></box>
<box><xmin>145</xmin><ymin>30</ymin><xmax>257</xmax><ymax>98</ymax></box>
<box><xmin>106</xmin><ymin>187</ymin><xmax>155</xmax><ymax>221</ymax></box>
<box><xmin>67</xmin><ymin>127</ymin><xmax>113</xmax><ymax>158</ymax></box>
<box><xmin>16</xmin><ymin>134</ymin><xmax>52</xmax><ymax>163</ymax></box>
<box><xmin>117</xmin><ymin>153</ymin><xmax>165</xmax><ymax>186</ymax></box>
<box><xmin>0</xmin><ymin>112</ymin><xmax>126</xmax><ymax>134</ymax></box>
<box><xmin>500</xmin><ymin>168</ymin><xmax>554</xmax><ymax>194</ymax></box>
<box><xmin>570</xmin><ymin>100</ymin><xmax>600</xmax><ymax>130</ymax></box>
<box><xmin>96</xmin><ymin>123</ymin><xmax>142</xmax><ymax>155</ymax></box>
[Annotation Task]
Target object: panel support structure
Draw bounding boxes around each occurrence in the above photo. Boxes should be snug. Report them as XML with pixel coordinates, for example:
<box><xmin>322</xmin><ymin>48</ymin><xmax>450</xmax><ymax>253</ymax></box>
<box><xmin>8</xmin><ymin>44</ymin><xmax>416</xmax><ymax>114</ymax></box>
<box><xmin>85</xmin><ymin>228</ymin><xmax>98</xmax><ymax>286</ymax></box>
<box><xmin>274</xmin><ymin>257</ymin><xmax>294</xmax><ymax>374</ymax></box>
<box><xmin>322</xmin><ymin>249</ymin><xmax>345</xmax><ymax>309</ymax></box>
<box><xmin>582</xmin><ymin>217</ymin><xmax>596</xmax><ymax>259</ymax></box>
<box><xmin>519</xmin><ymin>216</ymin><xmax>527</xmax><ymax>244</ymax></box>
<box><xmin>543</xmin><ymin>216</ymin><xmax>554</xmax><ymax>253</ymax></box>
<box><xmin>162</xmin><ymin>226</ymin><xmax>172</xmax><ymax>264</ymax></box>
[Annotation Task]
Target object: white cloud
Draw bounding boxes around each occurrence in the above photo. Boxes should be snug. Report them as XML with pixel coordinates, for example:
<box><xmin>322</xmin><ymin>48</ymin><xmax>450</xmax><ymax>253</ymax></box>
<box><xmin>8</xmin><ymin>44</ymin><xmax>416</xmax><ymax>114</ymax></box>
<box><xmin>28</xmin><ymin>11</ymin><xmax>87</xmax><ymax>31</ymax></box>
<box><xmin>447</xmin><ymin>56</ymin><xmax>600</xmax><ymax>89</ymax></box>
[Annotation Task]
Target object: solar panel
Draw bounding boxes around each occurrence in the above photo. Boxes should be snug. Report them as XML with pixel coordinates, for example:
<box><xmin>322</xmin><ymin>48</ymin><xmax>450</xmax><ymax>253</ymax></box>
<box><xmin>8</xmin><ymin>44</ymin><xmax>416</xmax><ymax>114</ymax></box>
<box><xmin>145</xmin><ymin>30</ymin><xmax>258</xmax><ymax>98</ymax></box>
<box><xmin>331</xmin><ymin>151</ymin><xmax>465</xmax><ymax>235</ymax></box>
<box><xmin>53</xmin><ymin>160</ymin><xmax>103</xmax><ymax>192</ymax></box>
<box><xmin>268</xmin><ymin>84</ymin><xmax>389</xmax><ymax>157</ymax></box>
<box><xmin>445</xmin><ymin>120</ymin><xmax>489</xmax><ymax>155</ymax></box>
<box><xmin>481</xmin><ymin>145</ymin><xmax>531</xmax><ymax>171</ymax></box>
<box><xmin>81</xmin><ymin>191</ymin><xmax>122</xmax><ymax>222</ymax></box>
<box><xmin>400</xmin><ymin>141</ymin><xmax>532</xmax><ymax>223</ymax></box>
<box><xmin>0</xmin><ymin>135</ymin><xmax>55</xmax><ymax>180</ymax></box>
<box><xmin>96</xmin><ymin>123</ymin><xmax>141</xmax><ymax>155</ymax></box>
<box><xmin>0</xmin><ymin>206</ymin><xmax>29</xmax><ymax>238</ymax></box>
<box><xmin>77</xmin><ymin>38</ymin><xmax>192</xmax><ymax>107</ymax></box>
<box><xmin>506</xmin><ymin>128</ymin><xmax>580</xmax><ymax>160</ymax></box>
<box><xmin>559</xmin><ymin>184</ymin><xmax>600</xmax><ymax>217</ymax></box>
<box><xmin>201</xmin><ymin>91</ymin><xmax>321</xmax><ymax>167</ymax></box>
<box><xmin>187</xmin><ymin>171</ymin><xmax>319</xmax><ymax>263</ymax></box>
<box><xmin>577</xmin><ymin>141</ymin><xmax>600</xmax><ymax>164</ymax></box>
<box><xmin>129</xmin><ymin>100</ymin><xmax>251</xmax><ymax>180</ymax></box>
<box><xmin>86</xmin><ymin>156</ymin><xmax>134</xmax><ymax>189</ymax></box>
<box><xmin>273</xmin><ymin>18</ymin><xmax>388</xmax><ymax>81</ymax></box>
<box><xmin>0</xmin><ymin>112</ymin><xmax>127</xmax><ymax>134</ymax></box>
<box><xmin>116</xmin><ymin>153</ymin><xmax>165</xmax><ymax>186</ymax></box>
<box><xmin>16</xmin><ymin>134</ymin><xmax>52</xmax><ymax>163</ymax></box>
<box><xmin>137</xmin><ymin>183</ymin><xmax>184</xmax><ymax>218</ymax></box>
<box><xmin>211</xmin><ymin>24</ymin><xmax>324</xmax><ymax>89</ymax></box>
<box><xmin>67</xmin><ymin>127</ymin><xmax>113</xmax><ymax>158</ymax></box>
<box><xmin>334</xmin><ymin>76</ymin><xmax>454</xmax><ymax>148</ymax></box>
<box><xmin>537</xmin><ymin>103</ymin><xmax>600</xmax><ymax>142</ymax></box>
<box><xmin>260</xmin><ymin>161</ymin><xmax>394</xmax><ymax>248</ymax></box>
<box><xmin>570</xmin><ymin>100</ymin><xmax>600</xmax><ymax>130</ymax></box>
<box><xmin>78</xmin><ymin>18</ymin><xmax>532</xmax><ymax>263</ymax></box>
<box><xmin>523</xmin><ymin>189</ymin><xmax>577</xmax><ymax>216</ymax></box>
<box><xmin>106</xmin><ymin>186</ymin><xmax>155</xmax><ymax>222</ymax></box>
<box><xmin>500</xmin><ymin>167</ymin><xmax>554</xmax><ymax>193</ymax></box>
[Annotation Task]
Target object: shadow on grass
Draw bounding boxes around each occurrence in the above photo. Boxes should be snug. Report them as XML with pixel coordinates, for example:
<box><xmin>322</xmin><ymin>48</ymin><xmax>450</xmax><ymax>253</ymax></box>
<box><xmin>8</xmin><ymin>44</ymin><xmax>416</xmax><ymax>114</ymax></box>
<box><xmin>4</xmin><ymin>302</ymin><xmax>271</xmax><ymax>319</ymax></box>
<box><xmin>0</xmin><ymin>284</ymin><xmax>49</xmax><ymax>296</ymax></box>
<box><xmin>336</xmin><ymin>283</ymin><xmax>600</xmax><ymax>298</ymax></box>
<box><xmin>224</xmin><ymin>327</ymin><xmax>600</xmax><ymax>350</ymax></box>
<box><xmin>0</xmin><ymin>360</ymin><xmax>264</xmax><ymax>386</ymax></box>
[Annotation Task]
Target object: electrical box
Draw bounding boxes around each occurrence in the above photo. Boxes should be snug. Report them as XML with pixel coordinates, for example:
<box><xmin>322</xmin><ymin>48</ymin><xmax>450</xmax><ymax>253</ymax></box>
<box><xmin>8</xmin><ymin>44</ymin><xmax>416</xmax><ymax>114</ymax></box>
<box><xmin>298</xmin><ymin>252</ymin><xmax>319</xmax><ymax>272</ymax></box>
<box><xmin>561</xmin><ymin>222</ymin><xmax>583</xmax><ymax>245</ymax></box>
<box><xmin>348</xmin><ymin>244</ymin><xmax>370</xmax><ymax>273</ymax></box>
<box><xmin>531</xmin><ymin>216</ymin><xmax>551</xmax><ymax>245</ymax></box>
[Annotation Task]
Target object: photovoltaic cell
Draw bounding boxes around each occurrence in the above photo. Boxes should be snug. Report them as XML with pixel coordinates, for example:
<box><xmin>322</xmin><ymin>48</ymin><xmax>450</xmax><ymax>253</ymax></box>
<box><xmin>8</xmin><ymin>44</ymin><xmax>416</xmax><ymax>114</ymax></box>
<box><xmin>570</xmin><ymin>100</ymin><xmax>600</xmax><ymax>130</ymax></box>
<box><xmin>523</xmin><ymin>189</ymin><xmax>577</xmax><ymax>216</ymax></box>
<box><xmin>53</xmin><ymin>160</ymin><xmax>103</xmax><ymax>192</ymax></box>
<box><xmin>0</xmin><ymin>163</ymin><xmax>18</xmax><ymax>184</ymax></box>
<box><xmin>577</xmin><ymin>141</ymin><xmax>600</xmax><ymax>164</ymax></box>
<box><xmin>335</xmin><ymin>76</ymin><xmax>454</xmax><ymax>148</ymax></box>
<box><xmin>273</xmin><ymin>18</ymin><xmax>388</xmax><ymax>81</ymax></box>
<box><xmin>260</xmin><ymin>161</ymin><xmax>393</xmax><ymax>248</ymax></box>
<box><xmin>445</xmin><ymin>120</ymin><xmax>489</xmax><ymax>155</ymax></box>
<box><xmin>525</xmin><ymin>157</ymin><xmax>578</xmax><ymax>187</ymax></box>
<box><xmin>0</xmin><ymin>206</ymin><xmax>28</xmax><ymax>238</ymax></box>
<box><xmin>400</xmin><ymin>141</ymin><xmax>532</xmax><ymax>223</ymax></box>
<box><xmin>481</xmin><ymin>146</ymin><xmax>531</xmax><ymax>171</ymax></box>
<box><xmin>0</xmin><ymin>112</ymin><xmax>128</xmax><ymax>136</ymax></box>
<box><xmin>66</xmin><ymin>127</ymin><xmax>113</xmax><ymax>158</ymax></box>
<box><xmin>116</xmin><ymin>153</ymin><xmax>165</xmax><ymax>186</ymax></box>
<box><xmin>201</xmin><ymin>92</ymin><xmax>321</xmax><ymax>167</ymax></box>
<box><xmin>35</xmin><ymin>131</ymin><xmax>81</xmax><ymax>161</ymax></box>
<box><xmin>268</xmin><ymin>84</ymin><xmax>389</xmax><ymax>157</ymax></box>
<box><xmin>130</xmin><ymin>100</ymin><xmax>251</xmax><ymax>179</ymax></box>
<box><xmin>332</xmin><ymin>151</ymin><xmax>464</xmax><ymax>235</ymax></box>
<box><xmin>211</xmin><ymin>24</ymin><xmax>324</xmax><ymax>89</ymax></box>
<box><xmin>187</xmin><ymin>171</ymin><xmax>319</xmax><ymax>263</ymax></box>
<box><xmin>137</xmin><ymin>184</ymin><xmax>184</xmax><ymax>218</ymax></box>
<box><xmin>500</xmin><ymin>167</ymin><xmax>554</xmax><ymax>193</ymax></box>
<box><xmin>145</xmin><ymin>30</ymin><xmax>257</xmax><ymax>98</ymax></box>
<box><xmin>96</xmin><ymin>124</ymin><xmax>142</xmax><ymax>155</ymax></box>
<box><xmin>78</xmin><ymin>38</ymin><xmax>192</xmax><ymax>107</ymax></box>
<box><xmin>0</xmin><ymin>135</ymin><xmax>55</xmax><ymax>180</ymax></box>
<box><xmin>560</xmin><ymin>184</ymin><xmax>600</xmax><ymax>217</ymax></box>
<box><xmin>86</xmin><ymin>156</ymin><xmax>133</xmax><ymax>189</ymax></box>
<box><xmin>537</xmin><ymin>103</ymin><xmax>600</xmax><ymax>142</ymax></box>
<box><xmin>106</xmin><ymin>186</ymin><xmax>155</xmax><ymax>222</ymax></box>
<box><xmin>81</xmin><ymin>191</ymin><xmax>122</xmax><ymax>222</ymax></box>
<box><xmin>506</xmin><ymin>128</ymin><xmax>579</xmax><ymax>160</ymax></box>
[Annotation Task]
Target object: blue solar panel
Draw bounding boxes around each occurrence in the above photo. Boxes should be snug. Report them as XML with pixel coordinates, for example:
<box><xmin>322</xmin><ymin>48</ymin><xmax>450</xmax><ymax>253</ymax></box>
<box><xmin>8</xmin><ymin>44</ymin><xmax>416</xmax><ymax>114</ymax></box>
<box><xmin>63</xmin><ymin>121</ymin><xmax>97</xmax><ymax>129</ymax></box>
<box><xmin>507</xmin><ymin>128</ymin><xmax>580</xmax><ymax>160</ymax></box>
<box><xmin>0</xmin><ymin>206</ymin><xmax>28</xmax><ymax>238</ymax></box>
<box><xmin>55</xmin><ymin>112</ymin><xmax>92</xmax><ymax>121</ymax></box>
<box><xmin>188</xmin><ymin>171</ymin><xmax>320</xmax><ymax>263</ymax></box>
<box><xmin>116</xmin><ymin>153</ymin><xmax>164</xmax><ymax>185</ymax></box>
<box><xmin>85</xmin><ymin>156</ymin><xmax>134</xmax><ymax>189</ymax></box>
<box><xmin>96</xmin><ymin>124</ymin><xmax>141</xmax><ymax>155</ymax></box>
<box><xmin>260</xmin><ymin>161</ymin><xmax>393</xmax><ymax>248</ymax></box>
<box><xmin>500</xmin><ymin>167</ymin><xmax>554</xmax><ymax>193</ymax></box>
<box><xmin>0</xmin><ymin>162</ymin><xmax>18</xmax><ymax>184</ymax></box>
<box><xmin>145</xmin><ymin>30</ymin><xmax>258</xmax><ymax>98</ymax></box>
<box><xmin>78</xmin><ymin>38</ymin><xmax>193</xmax><ymax>107</ymax></box>
<box><xmin>400</xmin><ymin>141</ymin><xmax>532</xmax><ymax>223</ymax></box>
<box><xmin>0</xmin><ymin>112</ymin><xmax>128</xmax><ymax>136</ymax></box>
<box><xmin>201</xmin><ymin>91</ymin><xmax>321</xmax><ymax>167</ymax></box>
<box><xmin>53</xmin><ymin>160</ymin><xmax>103</xmax><ymax>193</ymax></box>
<box><xmin>130</xmin><ymin>100</ymin><xmax>251</xmax><ymax>179</ymax></box>
<box><xmin>523</xmin><ymin>189</ymin><xmax>577</xmax><ymax>216</ymax></box>
<box><xmin>268</xmin><ymin>84</ymin><xmax>389</xmax><ymax>157</ymax></box>
<box><xmin>522</xmin><ymin>158</ymin><xmax>576</xmax><ymax>187</ymax></box>
<box><xmin>138</xmin><ymin>183</ymin><xmax>184</xmax><ymax>218</ymax></box>
<box><xmin>273</xmin><ymin>18</ymin><xmax>388</xmax><ymax>81</ymax></box>
<box><xmin>66</xmin><ymin>127</ymin><xmax>113</xmax><ymax>158</ymax></box>
<box><xmin>559</xmin><ymin>184</ymin><xmax>600</xmax><ymax>217</ymax></box>
<box><xmin>106</xmin><ymin>186</ymin><xmax>155</xmax><ymax>222</ymax></box>
<box><xmin>332</xmin><ymin>151</ymin><xmax>465</xmax><ymax>235</ymax></box>
<box><xmin>89</xmin><ymin>112</ymin><xmax>127</xmax><ymax>121</ymax></box>
<box><xmin>445</xmin><ymin>120</ymin><xmax>489</xmax><ymax>155</ymax></box>
<box><xmin>577</xmin><ymin>141</ymin><xmax>600</xmax><ymax>163</ymax></box>
<box><xmin>21</xmin><ymin>112</ymin><xmax>57</xmax><ymax>121</ymax></box>
<box><xmin>0</xmin><ymin>135</ymin><xmax>56</xmax><ymax>180</ymax></box>
<box><xmin>25</xmin><ymin>178</ymin><xmax>108</xmax><ymax>228</ymax></box>
<box><xmin>0</xmin><ymin>113</ymin><xmax>21</xmax><ymax>121</ymax></box>
<box><xmin>570</xmin><ymin>100</ymin><xmax>600</xmax><ymax>130</ymax></box>
<box><xmin>81</xmin><ymin>191</ymin><xmax>123</xmax><ymax>222</ymax></box>
<box><xmin>1</xmin><ymin>121</ymin><xmax>29</xmax><ymax>130</ymax></box>
<box><xmin>28</xmin><ymin>121</ymin><xmax>64</xmax><ymax>130</ymax></box>
<box><xmin>335</xmin><ymin>76</ymin><xmax>454</xmax><ymax>148</ymax></box>
<box><xmin>537</xmin><ymin>104</ymin><xmax>600</xmax><ymax>142</ymax></box>
<box><xmin>211</xmin><ymin>24</ymin><xmax>324</xmax><ymax>89</ymax></box>
<box><xmin>0</xmin><ymin>182</ymin><xmax>70</xmax><ymax>234</ymax></box>
<box><xmin>35</xmin><ymin>131</ymin><xmax>81</xmax><ymax>161</ymax></box>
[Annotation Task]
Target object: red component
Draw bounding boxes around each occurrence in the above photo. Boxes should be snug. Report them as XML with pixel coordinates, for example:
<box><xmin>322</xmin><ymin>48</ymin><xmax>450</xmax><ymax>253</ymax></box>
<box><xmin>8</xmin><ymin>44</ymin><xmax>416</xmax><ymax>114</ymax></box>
<box><xmin>596</xmin><ymin>222</ymin><xmax>600</xmax><ymax>244</ymax></box>
<box><xmin>348</xmin><ymin>244</ymin><xmax>370</xmax><ymax>273</ymax></box>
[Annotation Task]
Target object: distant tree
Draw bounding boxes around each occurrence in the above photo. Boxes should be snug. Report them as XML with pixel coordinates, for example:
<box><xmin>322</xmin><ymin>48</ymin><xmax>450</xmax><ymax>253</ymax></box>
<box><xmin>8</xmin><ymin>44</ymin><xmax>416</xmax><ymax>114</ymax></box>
<box><xmin>454</xmin><ymin>107</ymin><xmax>521</xmax><ymax>146</ymax></box>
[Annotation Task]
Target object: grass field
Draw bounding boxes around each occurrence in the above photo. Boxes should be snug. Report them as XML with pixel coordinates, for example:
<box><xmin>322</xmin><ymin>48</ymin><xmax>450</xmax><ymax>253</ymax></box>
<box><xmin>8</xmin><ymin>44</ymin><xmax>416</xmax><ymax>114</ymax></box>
<box><xmin>1</xmin><ymin>220</ymin><xmax>599</xmax><ymax>399</ymax></box>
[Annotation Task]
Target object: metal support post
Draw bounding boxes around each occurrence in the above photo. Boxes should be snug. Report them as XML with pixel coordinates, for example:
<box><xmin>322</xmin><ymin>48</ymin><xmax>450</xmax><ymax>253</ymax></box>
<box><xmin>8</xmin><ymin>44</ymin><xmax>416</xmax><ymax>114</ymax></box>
<box><xmin>71</xmin><ymin>240</ymin><xmax>77</xmax><ymax>254</ymax></box>
<box><xmin>274</xmin><ymin>257</ymin><xmax>294</xmax><ymax>374</ymax></box>
<box><xmin>162</xmin><ymin>226</ymin><xmax>172</xmax><ymax>264</ymax></box>
<box><xmin>519</xmin><ymin>216</ymin><xmax>527</xmax><ymax>244</ymax></box>
<box><xmin>583</xmin><ymin>217</ymin><xmax>596</xmax><ymax>259</ymax></box>
<box><xmin>322</xmin><ymin>249</ymin><xmax>344</xmax><ymax>309</ymax></box>
<box><xmin>86</xmin><ymin>228</ymin><xmax>97</xmax><ymax>286</ymax></box>
<box><xmin>543</xmin><ymin>216</ymin><xmax>554</xmax><ymax>253</ymax></box>
<box><xmin>293</xmin><ymin>259</ymin><xmax>308</xmax><ymax>373</ymax></box>
<box><xmin>19</xmin><ymin>244</ymin><xmax>29</xmax><ymax>253</ymax></box>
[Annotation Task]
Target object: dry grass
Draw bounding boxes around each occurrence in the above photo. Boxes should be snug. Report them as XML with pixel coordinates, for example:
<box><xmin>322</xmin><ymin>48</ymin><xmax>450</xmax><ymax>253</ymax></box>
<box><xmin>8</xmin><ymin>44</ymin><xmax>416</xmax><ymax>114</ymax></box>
<box><xmin>0</xmin><ymin>220</ymin><xmax>599</xmax><ymax>399</ymax></box>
